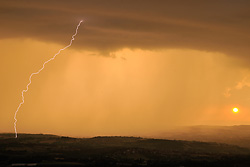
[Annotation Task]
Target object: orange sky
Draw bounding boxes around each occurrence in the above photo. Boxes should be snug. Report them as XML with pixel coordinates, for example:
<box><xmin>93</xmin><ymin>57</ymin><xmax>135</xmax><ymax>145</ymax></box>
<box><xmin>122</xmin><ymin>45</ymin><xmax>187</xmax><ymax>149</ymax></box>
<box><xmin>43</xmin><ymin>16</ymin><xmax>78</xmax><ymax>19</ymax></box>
<box><xmin>1</xmin><ymin>1</ymin><xmax>250</xmax><ymax>137</ymax></box>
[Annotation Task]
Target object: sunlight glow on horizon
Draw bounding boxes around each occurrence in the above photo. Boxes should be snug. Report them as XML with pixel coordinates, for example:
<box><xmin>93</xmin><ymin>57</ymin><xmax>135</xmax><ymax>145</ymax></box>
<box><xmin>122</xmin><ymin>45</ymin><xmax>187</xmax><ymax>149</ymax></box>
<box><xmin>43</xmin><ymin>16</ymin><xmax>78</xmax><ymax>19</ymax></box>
<box><xmin>233</xmin><ymin>107</ymin><xmax>239</xmax><ymax>113</ymax></box>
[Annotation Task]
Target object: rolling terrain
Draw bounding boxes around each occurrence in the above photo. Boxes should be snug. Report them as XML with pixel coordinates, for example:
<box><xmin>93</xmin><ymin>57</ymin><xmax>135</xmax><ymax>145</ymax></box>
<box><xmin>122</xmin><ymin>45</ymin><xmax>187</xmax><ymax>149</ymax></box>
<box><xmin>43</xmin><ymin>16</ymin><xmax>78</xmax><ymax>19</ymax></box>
<box><xmin>155</xmin><ymin>125</ymin><xmax>250</xmax><ymax>149</ymax></box>
<box><xmin>1</xmin><ymin>133</ymin><xmax>250</xmax><ymax>166</ymax></box>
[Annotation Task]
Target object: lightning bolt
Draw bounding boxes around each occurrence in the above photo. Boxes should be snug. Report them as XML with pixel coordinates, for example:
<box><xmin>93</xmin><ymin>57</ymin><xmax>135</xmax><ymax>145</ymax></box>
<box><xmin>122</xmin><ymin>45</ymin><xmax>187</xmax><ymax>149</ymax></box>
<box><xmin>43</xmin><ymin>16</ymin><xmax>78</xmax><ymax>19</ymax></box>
<box><xmin>14</xmin><ymin>20</ymin><xmax>84</xmax><ymax>138</ymax></box>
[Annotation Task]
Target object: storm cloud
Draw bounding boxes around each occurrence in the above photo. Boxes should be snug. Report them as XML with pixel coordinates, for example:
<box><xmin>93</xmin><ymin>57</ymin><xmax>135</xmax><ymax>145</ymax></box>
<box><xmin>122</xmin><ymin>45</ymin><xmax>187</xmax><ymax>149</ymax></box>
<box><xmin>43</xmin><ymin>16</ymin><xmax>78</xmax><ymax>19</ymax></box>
<box><xmin>1</xmin><ymin>0</ymin><xmax>250</xmax><ymax>58</ymax></box>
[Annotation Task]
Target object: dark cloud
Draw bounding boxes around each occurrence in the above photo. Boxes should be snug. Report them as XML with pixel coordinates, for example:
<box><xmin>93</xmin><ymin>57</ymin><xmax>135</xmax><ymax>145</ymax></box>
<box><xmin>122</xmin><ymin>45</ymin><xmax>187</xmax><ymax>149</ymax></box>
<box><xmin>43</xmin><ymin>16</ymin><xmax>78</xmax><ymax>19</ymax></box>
<box><xmin>1</xmin><ymin>0</ymin><xmax>250</xmax><ymax>58</ymax></box>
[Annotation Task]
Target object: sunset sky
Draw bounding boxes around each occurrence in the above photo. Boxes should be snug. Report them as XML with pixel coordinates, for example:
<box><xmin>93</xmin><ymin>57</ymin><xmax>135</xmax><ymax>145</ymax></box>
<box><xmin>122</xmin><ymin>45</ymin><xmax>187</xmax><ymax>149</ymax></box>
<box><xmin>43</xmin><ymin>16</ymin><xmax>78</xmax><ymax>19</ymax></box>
<box><xmin>1</xmin><ymin>0</ymin><xmax>250</xmax><ymax>137</ymax></box>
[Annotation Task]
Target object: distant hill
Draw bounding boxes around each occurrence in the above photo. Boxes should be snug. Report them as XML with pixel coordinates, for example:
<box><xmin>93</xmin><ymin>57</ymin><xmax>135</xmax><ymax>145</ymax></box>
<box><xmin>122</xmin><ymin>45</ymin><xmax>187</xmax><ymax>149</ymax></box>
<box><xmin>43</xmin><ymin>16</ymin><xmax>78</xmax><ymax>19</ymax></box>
<box><xmin>155</xmin><ymin>125</ymin><xmax>250</xmax><ymax>149</ymax></box>
<box><xmin>1</xmin><ymin>133</ymin><xmax>250</xmax><ymax>166</ymax></box>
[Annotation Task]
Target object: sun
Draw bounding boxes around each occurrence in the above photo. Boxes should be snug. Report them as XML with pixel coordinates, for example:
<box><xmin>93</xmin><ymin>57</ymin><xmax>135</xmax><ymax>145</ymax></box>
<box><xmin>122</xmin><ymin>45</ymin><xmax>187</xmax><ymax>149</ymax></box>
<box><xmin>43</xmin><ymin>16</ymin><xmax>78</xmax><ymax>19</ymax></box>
<box><xmin>233</xmin><ymin>107</ymin><xmax>239</xmax><ymax>113</ymax></box>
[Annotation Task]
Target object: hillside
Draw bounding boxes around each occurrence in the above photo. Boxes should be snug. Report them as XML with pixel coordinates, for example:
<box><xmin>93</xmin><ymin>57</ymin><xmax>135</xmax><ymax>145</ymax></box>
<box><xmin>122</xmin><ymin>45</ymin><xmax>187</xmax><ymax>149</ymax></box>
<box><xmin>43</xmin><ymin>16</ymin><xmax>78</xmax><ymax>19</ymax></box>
<box><xmin>1</xmin><ymin>133</ymin><xmax>250</xmax><ymax>166</ymax></box>
<box><xmin>155</xmin><ymin>125</ymin><xmax>250</xmax><ymax>149</ymax></box>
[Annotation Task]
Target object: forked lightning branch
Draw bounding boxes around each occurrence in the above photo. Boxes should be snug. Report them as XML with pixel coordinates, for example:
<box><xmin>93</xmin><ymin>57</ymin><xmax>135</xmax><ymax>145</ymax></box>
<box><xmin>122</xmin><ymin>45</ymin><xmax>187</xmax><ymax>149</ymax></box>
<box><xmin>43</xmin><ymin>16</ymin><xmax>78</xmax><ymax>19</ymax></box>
<box><xmin>14</xmin><ymin>20</ymin><xmax>84</xmax><ymax>138</ymax></box>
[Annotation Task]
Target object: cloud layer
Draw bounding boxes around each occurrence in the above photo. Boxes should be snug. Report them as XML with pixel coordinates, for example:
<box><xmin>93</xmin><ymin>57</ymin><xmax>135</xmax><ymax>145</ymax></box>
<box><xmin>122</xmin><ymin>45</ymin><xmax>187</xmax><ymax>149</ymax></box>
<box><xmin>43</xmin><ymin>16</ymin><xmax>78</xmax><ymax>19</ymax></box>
<box><xmin>1</xmin><ymin>0</ymin><xmax>250</xmax><ymax>58</ymax></box>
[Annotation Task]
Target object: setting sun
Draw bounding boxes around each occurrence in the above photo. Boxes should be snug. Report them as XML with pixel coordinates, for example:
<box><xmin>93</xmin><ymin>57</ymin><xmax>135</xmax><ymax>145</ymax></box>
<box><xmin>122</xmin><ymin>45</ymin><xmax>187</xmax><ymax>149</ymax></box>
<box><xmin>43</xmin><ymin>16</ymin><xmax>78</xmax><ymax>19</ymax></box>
<box><xmin>233</xmin><ymin>108</ymin><xmax>239</xmax><ymax>113</ymax></box>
